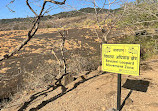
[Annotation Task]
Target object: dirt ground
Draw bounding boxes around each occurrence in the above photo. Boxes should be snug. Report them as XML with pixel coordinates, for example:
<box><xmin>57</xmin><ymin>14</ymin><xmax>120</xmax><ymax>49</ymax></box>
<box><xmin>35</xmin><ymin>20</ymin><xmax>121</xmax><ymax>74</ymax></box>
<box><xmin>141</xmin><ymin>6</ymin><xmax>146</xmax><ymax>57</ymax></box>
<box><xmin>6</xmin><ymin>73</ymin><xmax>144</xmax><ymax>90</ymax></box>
<box><xmin>0</xmin><ymin>28</ymin><xmax>101</xmax><ymax>99</ymax></box>
<box><xmin>0</xmin><ymin>28</ymin><xmax>158</xmax><ymax>111</ymax></box>
<box><xmin>1</xmin><ymin>57</ymin><xmax>158</xmax><ymax>111</ymax></box>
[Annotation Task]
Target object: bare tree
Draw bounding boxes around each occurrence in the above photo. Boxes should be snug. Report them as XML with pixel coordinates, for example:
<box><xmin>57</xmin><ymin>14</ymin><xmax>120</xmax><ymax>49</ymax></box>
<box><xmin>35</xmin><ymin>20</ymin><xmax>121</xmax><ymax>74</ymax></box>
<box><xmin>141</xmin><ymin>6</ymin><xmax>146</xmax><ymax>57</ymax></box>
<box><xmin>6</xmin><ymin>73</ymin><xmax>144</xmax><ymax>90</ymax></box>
<box><xmin>0</xmin><ymin>0</ymin><xmax>66</xmax><ymax>61</ymax></box>
<box><xmin>89</xmin><ymin>0</ymin><xmax>127</xmax><ymax>71</ymax></box>
<box><xmin>92</xmin><ymin>0</ymin><xmax>127</xmax><ymax>43</ymax></box>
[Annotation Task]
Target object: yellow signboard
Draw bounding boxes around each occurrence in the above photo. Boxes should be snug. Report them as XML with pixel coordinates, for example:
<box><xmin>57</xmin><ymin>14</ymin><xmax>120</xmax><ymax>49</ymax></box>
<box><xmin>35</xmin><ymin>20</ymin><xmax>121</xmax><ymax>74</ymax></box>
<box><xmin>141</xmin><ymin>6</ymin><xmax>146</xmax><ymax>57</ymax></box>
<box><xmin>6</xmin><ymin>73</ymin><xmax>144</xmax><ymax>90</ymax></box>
<box><xmin>102</xmin><ymin>44</ymin><xmax>140</xmax><ymax>76</ymax></box>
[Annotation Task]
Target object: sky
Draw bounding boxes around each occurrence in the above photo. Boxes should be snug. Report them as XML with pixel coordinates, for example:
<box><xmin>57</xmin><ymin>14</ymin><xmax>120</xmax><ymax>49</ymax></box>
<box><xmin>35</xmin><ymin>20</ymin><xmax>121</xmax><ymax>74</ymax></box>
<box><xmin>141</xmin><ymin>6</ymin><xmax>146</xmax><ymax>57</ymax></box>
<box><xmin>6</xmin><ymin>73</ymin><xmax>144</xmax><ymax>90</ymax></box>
<box><xmin>0</xmin><ymin>0</ymin><xmax>136</xmax><ymax>19</ymax></box>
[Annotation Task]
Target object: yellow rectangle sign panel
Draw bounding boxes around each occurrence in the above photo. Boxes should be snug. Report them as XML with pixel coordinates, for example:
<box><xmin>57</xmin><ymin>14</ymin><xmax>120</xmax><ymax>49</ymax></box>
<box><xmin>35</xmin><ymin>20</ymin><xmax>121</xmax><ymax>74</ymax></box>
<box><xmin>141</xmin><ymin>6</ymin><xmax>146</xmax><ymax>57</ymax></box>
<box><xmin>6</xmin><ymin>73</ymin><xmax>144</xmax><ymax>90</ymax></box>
<box><xmin>102</xmin><ymin>44</ymin><xmax>140</xmax><ymax>76</ymax></box>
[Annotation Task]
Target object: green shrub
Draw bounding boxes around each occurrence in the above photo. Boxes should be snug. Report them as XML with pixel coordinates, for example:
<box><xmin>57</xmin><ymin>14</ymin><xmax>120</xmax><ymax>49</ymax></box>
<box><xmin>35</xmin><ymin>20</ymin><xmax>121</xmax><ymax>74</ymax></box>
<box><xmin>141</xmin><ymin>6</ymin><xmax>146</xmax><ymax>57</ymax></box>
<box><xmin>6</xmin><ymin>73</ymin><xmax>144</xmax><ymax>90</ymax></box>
<box><xmin>119</xmin><ymin>34</ymin><xmax>157</xmax><ymax>60</ymax></box>
<box><xmin>117</xmin><ymin>2</ymin><xmax>158</xmax><ymax>29</ymax></box>
<box><xmin>13</xmin><ymin>24</ymin><xmax>20</xmax><ymax>30</ymax></box>
<box><xmin>46</xmin><ymin>24</ymin><xmax>52</xmax><ymax>28</ymax></box>
<box><xmin>83</xmin><ymin>19</ymin><xmax>96</xmax><ymax>26</ymax></box>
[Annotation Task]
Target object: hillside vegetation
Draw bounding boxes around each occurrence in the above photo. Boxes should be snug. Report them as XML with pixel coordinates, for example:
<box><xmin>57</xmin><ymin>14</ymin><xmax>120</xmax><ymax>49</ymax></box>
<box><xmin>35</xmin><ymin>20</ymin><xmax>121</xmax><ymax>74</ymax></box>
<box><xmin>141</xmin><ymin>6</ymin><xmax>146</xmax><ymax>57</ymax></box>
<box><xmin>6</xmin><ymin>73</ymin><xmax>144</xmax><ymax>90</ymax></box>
<box><xmin>0</xmin><ymin>2</ymin><xmax>158</xmax><ymax>110</ymax></box>
<box><xmin>0</xmin><ymin>7</ymin><xmax>120</xmax><ymax>31</ymax></box>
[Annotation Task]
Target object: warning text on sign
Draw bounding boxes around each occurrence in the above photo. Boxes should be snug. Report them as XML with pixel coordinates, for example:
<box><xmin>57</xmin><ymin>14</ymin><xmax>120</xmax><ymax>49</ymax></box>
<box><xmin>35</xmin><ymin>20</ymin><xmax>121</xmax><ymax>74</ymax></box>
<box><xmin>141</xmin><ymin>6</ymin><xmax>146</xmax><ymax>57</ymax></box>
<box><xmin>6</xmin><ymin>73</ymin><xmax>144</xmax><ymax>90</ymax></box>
<box><xmin>102</xmin><ymin>44</ymin><xmax>140</xmax><ymax>76</ymax></box>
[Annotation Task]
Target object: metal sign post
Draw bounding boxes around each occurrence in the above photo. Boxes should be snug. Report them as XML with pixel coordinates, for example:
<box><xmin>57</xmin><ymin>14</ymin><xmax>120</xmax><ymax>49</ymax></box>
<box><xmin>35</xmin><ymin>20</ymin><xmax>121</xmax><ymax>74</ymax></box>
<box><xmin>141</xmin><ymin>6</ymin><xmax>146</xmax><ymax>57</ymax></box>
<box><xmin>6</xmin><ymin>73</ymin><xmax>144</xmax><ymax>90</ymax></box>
<box><xmin>117</xmin><ymin>74</ymin><xmax>121</xmax><ymax>111</ymax></box>
<box><xmin>102</xmin><ymin>44</ymin><xmax>140</xmax><ymax>111</ymax></box>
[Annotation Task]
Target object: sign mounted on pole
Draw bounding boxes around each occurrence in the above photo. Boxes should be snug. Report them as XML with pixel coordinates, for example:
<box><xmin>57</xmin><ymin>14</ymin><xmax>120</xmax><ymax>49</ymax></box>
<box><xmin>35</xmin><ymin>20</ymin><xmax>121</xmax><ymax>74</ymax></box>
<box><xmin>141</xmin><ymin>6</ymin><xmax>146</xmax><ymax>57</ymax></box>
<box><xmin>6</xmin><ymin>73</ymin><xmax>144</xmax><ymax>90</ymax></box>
<box><xmin>102</xmin><ymin>44</ymin><xmax>140</xmax><ymax>76</ymax></box>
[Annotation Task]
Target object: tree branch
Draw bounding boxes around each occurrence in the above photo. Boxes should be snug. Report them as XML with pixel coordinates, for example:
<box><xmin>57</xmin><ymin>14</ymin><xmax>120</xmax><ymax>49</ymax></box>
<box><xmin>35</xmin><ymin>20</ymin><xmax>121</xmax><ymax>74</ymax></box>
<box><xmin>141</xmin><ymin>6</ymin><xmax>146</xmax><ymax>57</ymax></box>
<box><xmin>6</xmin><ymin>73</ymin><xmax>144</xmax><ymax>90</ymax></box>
<box><xmin>26</xmin><ymin>0</ymin><xmax>38</xmax><ymax>16</ymax></box>
<box><xmin>45</xmin><ymin>0</ymin><xmax>66</xmax><ymax>5</ymax></box>
<box><xmin>58</xmin><ymin>30</ymin><xmax>67</xmax><ymax>74</ymax></box>
<box><xmin>0</xmin><ymin>0</ymin><xmax>66</xmax><ymax>61</ymax></box>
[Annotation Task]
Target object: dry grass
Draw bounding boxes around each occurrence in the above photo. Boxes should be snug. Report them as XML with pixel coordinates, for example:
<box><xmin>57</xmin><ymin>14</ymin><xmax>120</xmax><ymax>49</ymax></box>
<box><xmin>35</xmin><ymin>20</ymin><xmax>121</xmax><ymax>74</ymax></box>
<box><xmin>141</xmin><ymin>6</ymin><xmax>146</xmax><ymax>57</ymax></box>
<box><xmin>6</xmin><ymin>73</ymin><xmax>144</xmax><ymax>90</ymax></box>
<box><xmin>68</xmin><ymin>54</ymin><xmax>99</xmax><ymax>76</ymax></box>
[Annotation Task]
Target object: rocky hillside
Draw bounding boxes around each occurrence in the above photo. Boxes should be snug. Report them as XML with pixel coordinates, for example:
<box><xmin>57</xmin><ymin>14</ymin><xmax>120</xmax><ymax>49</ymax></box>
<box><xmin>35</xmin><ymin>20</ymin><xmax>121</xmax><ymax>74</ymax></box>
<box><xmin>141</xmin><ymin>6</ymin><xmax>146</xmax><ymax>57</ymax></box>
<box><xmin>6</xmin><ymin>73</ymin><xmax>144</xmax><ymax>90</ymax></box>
<box><xmin>0</xmin><ymin>7</ymin><xmax>117</xmax><ymax>31</ymax></box>
<box><xmin>0</xmin><ymin>3</ymin><xmax>158</xmax><ymax>111</ymax></box>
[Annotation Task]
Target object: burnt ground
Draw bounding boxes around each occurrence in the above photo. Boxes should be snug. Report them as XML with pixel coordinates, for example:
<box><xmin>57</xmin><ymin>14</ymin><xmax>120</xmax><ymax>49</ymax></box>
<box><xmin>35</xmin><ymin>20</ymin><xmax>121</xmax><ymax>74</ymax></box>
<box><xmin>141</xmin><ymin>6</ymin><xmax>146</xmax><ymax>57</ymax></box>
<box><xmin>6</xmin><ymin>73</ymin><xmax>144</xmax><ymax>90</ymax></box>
<box><xmin>0</xmin><ymin>28</ymin><xmax>103</xmax><ymax>100</ymax></box>
<box><xmin>0</xmin><ymin>28</ymin><xmax>158</xmax><ymax>111</ymax></box>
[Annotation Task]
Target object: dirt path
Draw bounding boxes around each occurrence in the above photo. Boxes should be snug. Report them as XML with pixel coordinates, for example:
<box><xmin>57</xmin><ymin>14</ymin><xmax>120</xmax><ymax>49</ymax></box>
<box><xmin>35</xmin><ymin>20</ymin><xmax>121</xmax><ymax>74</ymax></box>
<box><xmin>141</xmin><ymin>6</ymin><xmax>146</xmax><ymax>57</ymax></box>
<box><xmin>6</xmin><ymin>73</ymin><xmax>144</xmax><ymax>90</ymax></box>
<box><xmin>1</xmin><ymin>58</ymin><xmax>158</xmax><ymax>111</ymax></box>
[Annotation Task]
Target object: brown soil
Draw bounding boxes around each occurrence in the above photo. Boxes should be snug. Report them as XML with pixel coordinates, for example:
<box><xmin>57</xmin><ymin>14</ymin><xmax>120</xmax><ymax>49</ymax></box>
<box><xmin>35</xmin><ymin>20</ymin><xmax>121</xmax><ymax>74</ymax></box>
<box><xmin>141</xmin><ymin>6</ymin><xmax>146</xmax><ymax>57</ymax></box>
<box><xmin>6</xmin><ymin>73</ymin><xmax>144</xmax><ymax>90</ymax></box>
<box><xmin>0</xmin><ymin>28</ymin><xmax>101</xmax><ymax>99</ymax></box>
<box><xmin>0</xmin><ymin>28</ymin><xmax>158</xmax><ymax>111</ymax></box>
<box><xmin>1</xmin><ymin>58</ymin><xmax>158</xmax><ymax>111</ymax></box>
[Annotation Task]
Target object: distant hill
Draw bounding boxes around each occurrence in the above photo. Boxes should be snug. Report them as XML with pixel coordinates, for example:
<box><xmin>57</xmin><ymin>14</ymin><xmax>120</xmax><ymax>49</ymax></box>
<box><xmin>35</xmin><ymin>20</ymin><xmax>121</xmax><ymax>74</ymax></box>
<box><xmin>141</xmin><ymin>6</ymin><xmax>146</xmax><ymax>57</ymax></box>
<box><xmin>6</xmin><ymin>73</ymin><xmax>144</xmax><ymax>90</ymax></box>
<box><xmin>50</xmin><ymin>7</ymin><xmax>109</xmax><ymax>19</ymax></box>
<box><xmin>0</xmin><ymin>7</ymin><xmax>121</xmax><ymax>23</ymax></box>
<box><xmin>43</xmin><ymin>7</ymin><xmax>121</xmax><ymax>20</ymax></box>
<box><xmin>0</xmin><ymin>7</ymin><xmax>122</xmax><ymax>31</ymax></box>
